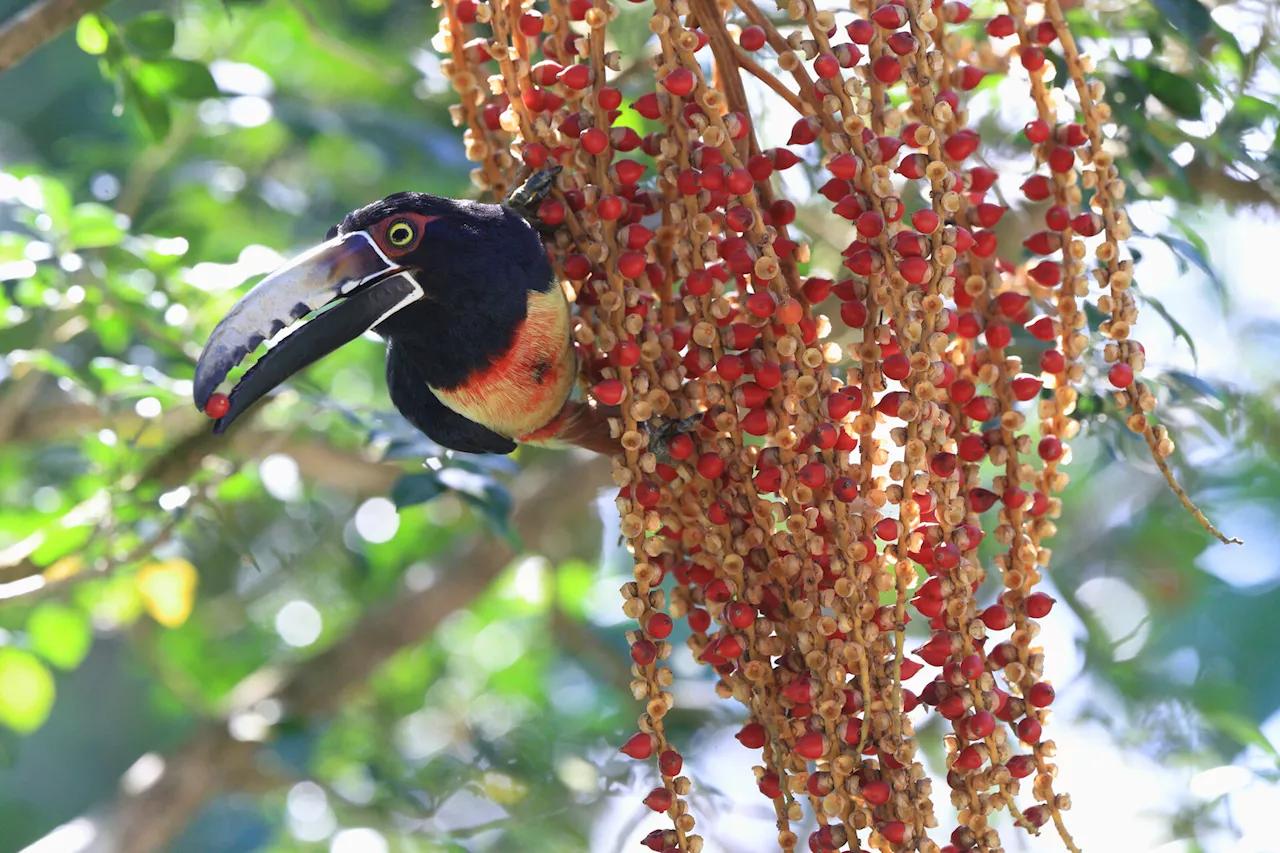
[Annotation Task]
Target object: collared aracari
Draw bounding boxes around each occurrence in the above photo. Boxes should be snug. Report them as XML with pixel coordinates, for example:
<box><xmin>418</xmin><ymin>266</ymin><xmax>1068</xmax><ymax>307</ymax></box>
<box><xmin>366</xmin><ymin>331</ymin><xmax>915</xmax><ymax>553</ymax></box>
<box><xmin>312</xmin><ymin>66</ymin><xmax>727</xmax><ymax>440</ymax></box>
<box><xmin>192</xmin><ymin>170</ymin><xmax>621</xmax><ymax>455</ymax></box>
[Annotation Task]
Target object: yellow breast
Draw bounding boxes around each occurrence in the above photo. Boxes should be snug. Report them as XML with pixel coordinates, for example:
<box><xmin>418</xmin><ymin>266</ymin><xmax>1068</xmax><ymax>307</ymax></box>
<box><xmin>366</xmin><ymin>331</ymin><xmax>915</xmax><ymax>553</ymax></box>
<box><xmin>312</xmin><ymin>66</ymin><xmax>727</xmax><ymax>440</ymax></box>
<box><xmin>433</xmin><ymin>287</ymin><xmax>575</xmax><ymax>439</ymax></box>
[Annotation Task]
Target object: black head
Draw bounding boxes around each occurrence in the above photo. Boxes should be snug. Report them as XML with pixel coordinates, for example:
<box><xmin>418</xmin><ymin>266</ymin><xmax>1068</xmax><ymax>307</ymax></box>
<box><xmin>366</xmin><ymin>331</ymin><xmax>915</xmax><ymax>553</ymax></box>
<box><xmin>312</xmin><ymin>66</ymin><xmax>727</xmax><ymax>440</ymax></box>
<box><xmin>192</xmin><ymin>192</ymin><xmax>553</xmax><ymax>430</ymax></box>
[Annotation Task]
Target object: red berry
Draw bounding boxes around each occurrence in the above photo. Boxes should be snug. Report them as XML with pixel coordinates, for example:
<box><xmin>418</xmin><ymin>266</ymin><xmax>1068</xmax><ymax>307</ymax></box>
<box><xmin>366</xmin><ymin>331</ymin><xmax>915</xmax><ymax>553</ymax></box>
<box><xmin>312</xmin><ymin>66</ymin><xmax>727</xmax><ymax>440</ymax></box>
<box><xmin>882</xmin><ymin>353</ymin><xmax>910</xmax><ymax>382</ymax></box>
<box><xmin>1025</xmin><ymin>592</ymin><xmax>1055</xmax><ymax>618</ymax></box>
<box><xmin>204</xmin><ymin>393</ymin><xmax>230</xmax><ymax>419</ymax></box>
<box><xmin>1040</xmin><ymin>348</ymin><xmax>1065</xmax><ymax>374</ymax></box>
<box><xmin>1008</xmin><ymin>754</ymin><xmax>1037</xmax><ymax>777</ymax></box>
<box><xmin>871</xmin><ymin>4</ymin><xmax>909</xmax><ymax>28</ymax></box>
<box><xmin>944</xmin><ymin>129</ymin><xmax>980</xmax><ymax>161</ymax></box>
<box><xmin>880</xmin><ymin>821</ymin><xmax>907</xmax><ymax>845</ymax></box>
<box><xmin>726</xmin><ymin>602</ymin><xmax>756</xmax><ymax>629</ymax></box>
<box><xmin>647</xmin><ymin>612</ymin><xmax>674</xmax><ymax>639</ymax></box>
<box><xmin>833</xmin><ymin>477</ymin><xmax>859</xmax><ymax>502</ymax></box>
<box><xmin>579</xmin><ymin>127</ymin><xmax>608</xmax><ymax>155</ymax></box>
<box><xmin>536</xmin><ymin>198</ymin><xmax>565</xmax><ymax>226</ymax></box>
<box><xmin>642</xmin><ymin>787</ymin><xmax>673</xmax><ymax>812</ymax></box>
<box><xmin>597</xmin><ymin>195</ymin><xmax>624</xmax><ymax>220</ymax></box>
<box><xmin>912</xmin><ymin>209</ymin><xmax>940</xmax><ymax>234</ymax></box>
<box><xmin>740</xmin><ymin>25</ymin><xmax>766</xmax><ymax>50</ymax></box>
<box><xmin>1109</xmin><ymin>362</ymin><xmax>1135</xmax><ymax>387</ymax></box>
<box><xmin>955</xmin><ymin>744</ymin><xmax>984</xmax><ymax>770</ymax></box>
<box><xmin>847</xmin><ymin>18</ymin><xmax>875</xmax><ymax>43</ymax></box>
<box><xmin>1012</xmin><ymin>374</ymin><xmax>1044</xmax><ymax>401</ymax></box>
<box><xmin>659</xmin><ymin>749</ymin><xmax>682</xmax><ymax>776</ymax></box>
<box><xmin>662</xmin><ymin>68</ymin><xmax>695</xmax><ymax>96</ymax></box>
<box><xmin>863</xmin><ymin>779</ymin><xmax>891</xmax><ymax>805</ymax></box>
<box><xmin>794</xmin><ymin>731</ymin><xmax>827</xmax><ymax>760</ymax></box>
<box><xmin>875</xmin><ymin>518</ymin><xmax>900</xmax><ymax>541</ymax></box>
<box><xmin>899</xmin><ymin>256</ymin><xmax>930</xmax><ymax>284</ymax></box>
<box><xmin>985</xmin><ymin>14</ymin><xmax>1015</xmax><ymax>37</ymax></box>
<box><xmin>985</xmin><ymin>322</ymin><xmax>1012</xmax><ymax>349</ymax></box>
<box><xmin>957</xmin><ymin>65</ymin><xmax>985</xmax><ymax>90</ymax></box>
<box><xmin>981</xmin><ymin>604</ymin><xmax>1012</xmax><ymax>630</ymax></box>
<box><xmin>737</xmin><ymin>722</ymin><xmax>768</xmax><ymax>749</ymax></box>
<box><xmin>1027</xmin><ymin>682</ymin><xmax>1055</xmax><ymax>707</ymax></box>
<box><xmin>518</xmin><ymin>10</ymin><xmax>544</xmax><ymax>36</ymax></box>
<box><xmin>558</xmin><ymin>64</ymin><xmax>593</xmax><ymax>90</ymax></box>
<box><xmin>1024</xmin><ymin>119</ymin><xmax>1051</xmax><ymax>143</ymax></box>
<box><xmin>1048</xmin><ymin>146</ymin><xmax>1076</xmax><ymax>173</ymax></box>
<box><xmin>1038</xmin><ymin>436</ymin><xmax>1063</xmax><ymax>461</ymax></box>
<box><xmin>788</xmin><ymin>116</ymin><xmax>821</xmax><ymax>145</ymax></box>
<box><xmin>1029</xmin><ymin>260</ymin><xmax>1061</xmax><ymax>286</ymax></box>
<box><xmin>758</xmin><ymin>772</ymin><xmax>782</xmax><ymax>799</ymax></box>
<box><xmin>621</xmin><ymin>732</ymin><xmax>655</xmax><ymax>759</ymax></box>
<box><xmin>873</xmin><ymin>55</ymin><xmax>902</xmax><ymax>83</ymax></box>
<box><xmin>995</xmin><ymin>291</ymin><xmax>1030</xmax><ymax>318</ymax></box>
<box><xmin>840</xmin><ymin>299</ymin><xmax>869</xmax><ymax>328</ymax></box>
<box><xmin>1017</xmin><ymin>717</ymin><xmax>1044</xmax><ymax>743</ymax></box>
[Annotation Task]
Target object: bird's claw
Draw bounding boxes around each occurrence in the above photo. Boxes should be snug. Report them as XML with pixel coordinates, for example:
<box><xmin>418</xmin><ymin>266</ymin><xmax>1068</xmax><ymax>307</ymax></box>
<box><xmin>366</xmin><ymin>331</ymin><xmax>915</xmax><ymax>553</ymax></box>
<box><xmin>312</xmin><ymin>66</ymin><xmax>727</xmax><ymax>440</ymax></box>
<box><xmin>648</xmin><ymin>413</ymin><xmax>702</xmax><ymax>466</ymax></box>
<box><xmin>504</xmin><ymin>165</ymin><xmax>563</xmax><ymax>225</ymax></box>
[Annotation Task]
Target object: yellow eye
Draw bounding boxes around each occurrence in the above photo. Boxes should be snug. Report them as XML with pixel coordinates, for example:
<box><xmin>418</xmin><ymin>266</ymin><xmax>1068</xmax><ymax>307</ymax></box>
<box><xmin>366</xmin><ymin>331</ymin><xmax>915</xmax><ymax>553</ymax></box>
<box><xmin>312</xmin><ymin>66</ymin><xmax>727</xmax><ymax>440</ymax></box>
<box><xmin>387</xmin><ymin>220</ymin><xmax>415</xmax><ymax>247</ymax></box>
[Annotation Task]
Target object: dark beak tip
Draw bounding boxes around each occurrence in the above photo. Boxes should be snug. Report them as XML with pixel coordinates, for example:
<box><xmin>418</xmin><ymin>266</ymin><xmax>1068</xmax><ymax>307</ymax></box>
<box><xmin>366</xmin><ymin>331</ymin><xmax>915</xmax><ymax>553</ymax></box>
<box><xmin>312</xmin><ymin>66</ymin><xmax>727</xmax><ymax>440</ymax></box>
<box><xmin>212</xmin><ymin>418</ymin><xmax>230</xmax><ymax>435</ymax></box>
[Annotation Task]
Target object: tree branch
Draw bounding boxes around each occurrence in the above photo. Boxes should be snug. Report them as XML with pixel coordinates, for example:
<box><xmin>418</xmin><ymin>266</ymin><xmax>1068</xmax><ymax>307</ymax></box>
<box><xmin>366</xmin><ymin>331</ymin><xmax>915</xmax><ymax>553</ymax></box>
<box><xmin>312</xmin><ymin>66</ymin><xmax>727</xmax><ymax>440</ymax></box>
<box><xmin>0</xmin><ymin>0</ymin><xmax>112</xmax><ymax>75</ymax></box>
<box><xmin>77</xmin><ymin>454</ymin><xmax>609</xmax><ymax>853</ymax></box>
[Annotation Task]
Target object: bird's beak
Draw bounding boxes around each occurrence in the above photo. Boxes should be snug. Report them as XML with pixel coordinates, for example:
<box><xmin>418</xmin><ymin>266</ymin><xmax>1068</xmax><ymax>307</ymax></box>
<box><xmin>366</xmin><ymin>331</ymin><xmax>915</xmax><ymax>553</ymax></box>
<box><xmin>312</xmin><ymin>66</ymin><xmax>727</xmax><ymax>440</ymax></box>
<box><xmin>193</xmin><ymin>230</ymin><xmax>423</xmax><ymax>432</ymax></box>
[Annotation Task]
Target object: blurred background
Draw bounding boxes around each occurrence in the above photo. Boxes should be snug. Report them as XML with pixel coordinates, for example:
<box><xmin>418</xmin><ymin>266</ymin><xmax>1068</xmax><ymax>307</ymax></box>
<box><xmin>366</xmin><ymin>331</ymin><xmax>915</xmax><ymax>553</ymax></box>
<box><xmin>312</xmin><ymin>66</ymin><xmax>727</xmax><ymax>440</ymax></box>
<box><xmin>0</xmin><ymin>0</ymin><xmax>1278</xmax><ymax>852</ymax></box>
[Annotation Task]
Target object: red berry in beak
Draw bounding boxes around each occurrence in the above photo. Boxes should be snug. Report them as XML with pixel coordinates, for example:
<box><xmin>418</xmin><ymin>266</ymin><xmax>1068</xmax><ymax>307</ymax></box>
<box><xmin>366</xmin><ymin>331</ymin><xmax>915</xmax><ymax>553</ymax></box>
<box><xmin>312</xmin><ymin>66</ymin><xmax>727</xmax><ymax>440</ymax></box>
<box><xmin>205</xmin><ymin>393</ymin><xmax>230</xmax><ymax>419</ymax></box>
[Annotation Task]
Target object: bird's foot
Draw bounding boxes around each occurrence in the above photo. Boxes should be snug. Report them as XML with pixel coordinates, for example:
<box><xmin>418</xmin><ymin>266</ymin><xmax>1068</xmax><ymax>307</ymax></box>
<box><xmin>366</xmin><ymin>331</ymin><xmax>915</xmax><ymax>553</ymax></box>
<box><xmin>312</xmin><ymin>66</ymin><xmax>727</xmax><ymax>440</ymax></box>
<box><xmin>504</xmin><ymin>165</ymin><xmax>563</xmax><ymax>225</ymax></box>
<box><xmin>648</xmin><ymin>412</ymin><xmax>703</xmax><ymax>467</ymax></box>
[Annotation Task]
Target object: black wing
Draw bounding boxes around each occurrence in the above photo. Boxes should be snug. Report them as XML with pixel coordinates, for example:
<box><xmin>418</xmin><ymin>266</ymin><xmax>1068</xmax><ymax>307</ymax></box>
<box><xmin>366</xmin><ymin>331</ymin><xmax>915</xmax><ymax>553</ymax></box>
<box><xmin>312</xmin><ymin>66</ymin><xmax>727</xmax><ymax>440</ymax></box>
<box><xmin>385</xmin><ymin>341</ymin><xmax>517</xmax><ymax>455</ymax></box>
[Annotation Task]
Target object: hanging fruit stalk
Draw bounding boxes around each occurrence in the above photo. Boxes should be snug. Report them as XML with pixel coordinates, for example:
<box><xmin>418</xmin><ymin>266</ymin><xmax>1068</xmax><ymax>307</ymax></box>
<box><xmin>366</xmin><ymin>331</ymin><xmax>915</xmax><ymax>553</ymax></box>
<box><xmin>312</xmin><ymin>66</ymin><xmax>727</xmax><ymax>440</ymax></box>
<box><xmin>431</xmin><ymin>0</ymin><xmax>1238</xmax><ymax>849</ymax></box>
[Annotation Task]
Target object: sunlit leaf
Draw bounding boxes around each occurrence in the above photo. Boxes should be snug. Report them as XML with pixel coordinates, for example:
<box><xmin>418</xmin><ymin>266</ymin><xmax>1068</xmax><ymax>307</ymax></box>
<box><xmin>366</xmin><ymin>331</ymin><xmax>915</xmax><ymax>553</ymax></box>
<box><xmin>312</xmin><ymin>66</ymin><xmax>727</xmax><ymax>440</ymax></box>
<box><xmin>555</xmin><ymin>560</ymin><xmax>595</xmax><ymax>619</ymax></box>
<box><xmin>122</xmin><ymin>73</ymin><xmax>171</xmax><ymax>141</ymax></box>
<box><xmin>136</xmin><ymin>559</ymin><xmax>198</xmax><ymax>628</ymax></box>
<box><xmin>68</xmin><ymin>203</ymin><xmax>126</xmax><ymax>249</ymax></box>
<box><xmin>1201</xmin><ymin>710</ymin><xmax>1280</xmax><ymax>764</ymax></box>
<box><xmin>27</xmin><ymin>603</ymin><xmax>93</xmax><ymax>670</ymax></box>
<box><xmin>0</xmin><ymin>649</ymin><xmax>55</xmax><ymax>733</ymax></box>
<box><xmin>134</xmin><ymin>60</ymin><xmax>219</xmax><ymax>101</ymax></box>
<box><xmin>75</xmin><ymin>14</ymin><xmax>110</xmax><ymax>55</ymax></box>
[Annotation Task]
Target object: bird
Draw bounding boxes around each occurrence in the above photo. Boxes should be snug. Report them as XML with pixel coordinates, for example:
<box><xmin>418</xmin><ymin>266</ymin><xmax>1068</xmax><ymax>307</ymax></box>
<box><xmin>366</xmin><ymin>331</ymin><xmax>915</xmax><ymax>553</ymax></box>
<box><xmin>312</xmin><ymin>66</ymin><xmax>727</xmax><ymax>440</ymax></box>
<box><xmin>192</xmin><ymin>168</ymin><xmax>625</xmax><ymax>456</ymax></box>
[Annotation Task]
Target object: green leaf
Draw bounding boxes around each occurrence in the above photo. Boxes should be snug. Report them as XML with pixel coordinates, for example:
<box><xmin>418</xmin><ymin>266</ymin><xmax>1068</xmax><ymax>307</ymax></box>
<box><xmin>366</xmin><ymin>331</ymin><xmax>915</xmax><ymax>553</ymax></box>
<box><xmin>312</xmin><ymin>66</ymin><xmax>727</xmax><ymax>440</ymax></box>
<box><xmin>76</xmin><ymin>14</ymin><xmax>110</xmax><ymax>55</ymax></box>
<box><xmin>1158</xmin><ymin>229</ymin><xmax>1228</xmax><ymax>308</ymax></box>
<box><xmin>68</xmin><ymin>203</ymin><xmax>126</xmax><ymax>249</ymax></box>
<box><xmin>122</xmin><ymin>73</ymin><xmax>171</xmax><ymax>141</ymax></box>
<box><xmin>1202</xmin><ymin>709</ymin><xmax>1280</xmax><ymax>764</ymax></box>
<box><xmin>1130</xmin><ymin>60</ymin><xmax>1203</xmax><ymax>119</ymax></box>
<box><xmin>391</xmin><ymin>473</ymin><xmax>445</xmax><ymax>508</ymax></box>
<box><xmin>460</xmin><ymin>485</ymin><xmax>519</xmax><ymax>550</ymax></box>
<box><xmin>0</xmin><ymin>649</ymin><xmax>56</xmax><ymax>734</ymax></box>
<box><xmin>1132</xmin><ymin>287</ymin><xmax>1197</xmax><ymax>366</ymax></box>
<box><xmin>555</xmin><ymin>560</ymin><xmax>595</xmax><ymax>619</ymax></box>
<box><xmin>1148</xmin><ymin>0</ymin><xmax>1212</xmax><ymax>47</ymax></box>
<box><xmin>27</xmin><ymin>604</ymin><xmax>93</xmax><ymax>671</ymax></box>
<box><xmin>124</xmin><ymin>13</ymin><xmax>176</xmax><ymax>55</ymax></box>
<box><xmin>134</xmin><ymin>59</ymin><xmax>219</xmax><ymax>101</ymax></box>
